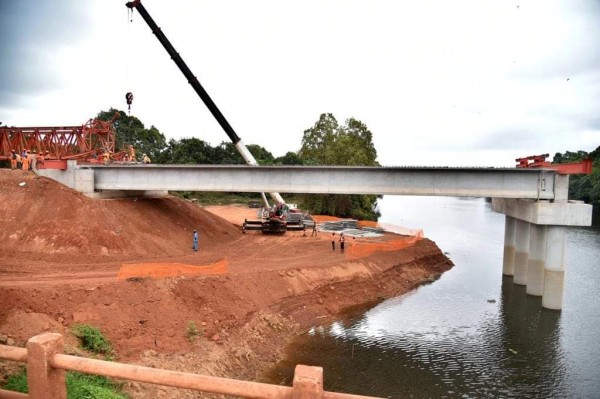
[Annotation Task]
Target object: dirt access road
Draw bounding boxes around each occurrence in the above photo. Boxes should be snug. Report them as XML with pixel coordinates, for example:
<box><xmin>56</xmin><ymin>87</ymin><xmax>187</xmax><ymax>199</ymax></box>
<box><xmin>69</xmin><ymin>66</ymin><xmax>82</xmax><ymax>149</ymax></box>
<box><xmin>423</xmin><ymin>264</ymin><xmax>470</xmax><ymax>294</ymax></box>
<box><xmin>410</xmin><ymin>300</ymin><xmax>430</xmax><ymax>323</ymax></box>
<box><xmin>0</xmin><ymin>169</ymin><xmax>453</xmax><ymax>398</ymax></box>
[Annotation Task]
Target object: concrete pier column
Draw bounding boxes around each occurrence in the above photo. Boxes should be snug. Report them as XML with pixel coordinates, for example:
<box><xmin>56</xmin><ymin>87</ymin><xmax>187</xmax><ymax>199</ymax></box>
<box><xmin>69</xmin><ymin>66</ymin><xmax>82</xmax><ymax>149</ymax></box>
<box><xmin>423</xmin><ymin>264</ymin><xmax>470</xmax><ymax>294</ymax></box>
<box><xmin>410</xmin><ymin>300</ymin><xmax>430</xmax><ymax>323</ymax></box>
<box><xmin>513</xmin><ymin>220</ymin><xmax>531</xmax><ymax>285</ymax></box>
<box><xmin>543</xmin><ymin>226</ymin><xmax>566</xmax><ymax>310</ymax></box>
<box><xmin>526</xmin><ymin>224</ymin><xmax>547</xmax><ymax>296</ymax></box>
<box><xmin>502</xmin><ymin>216</ymin><xmax>517</xmax><ymax>276</ymax></box>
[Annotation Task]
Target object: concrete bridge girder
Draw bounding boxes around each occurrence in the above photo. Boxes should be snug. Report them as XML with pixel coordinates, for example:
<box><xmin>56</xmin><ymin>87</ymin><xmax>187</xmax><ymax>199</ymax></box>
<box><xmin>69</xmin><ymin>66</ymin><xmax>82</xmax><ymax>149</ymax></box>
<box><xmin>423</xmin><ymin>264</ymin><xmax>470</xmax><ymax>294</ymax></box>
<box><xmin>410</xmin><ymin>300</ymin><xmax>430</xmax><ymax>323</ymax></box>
<box><xmin>83</xmin><ymin>164</ymin><xmax>556</xmax><ymax>199</ymax></box>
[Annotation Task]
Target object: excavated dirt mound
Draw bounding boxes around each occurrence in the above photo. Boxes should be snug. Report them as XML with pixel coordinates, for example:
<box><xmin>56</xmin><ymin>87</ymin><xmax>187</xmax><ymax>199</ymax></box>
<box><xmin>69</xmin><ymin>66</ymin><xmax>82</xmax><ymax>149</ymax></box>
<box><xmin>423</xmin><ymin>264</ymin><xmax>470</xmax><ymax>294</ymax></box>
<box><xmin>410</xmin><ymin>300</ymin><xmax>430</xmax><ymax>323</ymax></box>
<box><xmin>0</xmin><ymin>169</ymin><xmax>239</xmax><ymax>258</ymax></box>
<box><xmin>0</xmin><ymin>169</ymin><xmax>454</xmax><ymax>398</ymax></box>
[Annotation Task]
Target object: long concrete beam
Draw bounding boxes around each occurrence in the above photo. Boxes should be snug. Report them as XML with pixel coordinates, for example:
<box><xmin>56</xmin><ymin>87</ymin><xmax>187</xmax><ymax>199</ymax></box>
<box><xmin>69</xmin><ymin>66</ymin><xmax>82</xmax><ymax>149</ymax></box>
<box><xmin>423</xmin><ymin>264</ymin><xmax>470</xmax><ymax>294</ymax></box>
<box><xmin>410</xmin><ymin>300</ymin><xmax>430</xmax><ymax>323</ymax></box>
<box><xmin>79</xmin><ymin>164</ymin><xmax>557</xmax><ymax>199</ymax></box>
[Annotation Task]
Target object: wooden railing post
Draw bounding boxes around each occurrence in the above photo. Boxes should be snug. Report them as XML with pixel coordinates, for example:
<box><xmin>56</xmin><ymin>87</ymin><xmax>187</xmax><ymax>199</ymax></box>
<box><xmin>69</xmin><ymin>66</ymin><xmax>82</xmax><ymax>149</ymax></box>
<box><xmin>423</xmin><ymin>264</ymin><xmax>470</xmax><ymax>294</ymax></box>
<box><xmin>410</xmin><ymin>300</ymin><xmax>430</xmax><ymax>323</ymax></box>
<box><xmin>292</xmin><ymin>365</ymin><xmax>323</xmax><ymax>399</ymax></box>
<box><xmin>26</xmin><ymin>333</ymin><xmax>66</xmax><ymax>399</ymax></box>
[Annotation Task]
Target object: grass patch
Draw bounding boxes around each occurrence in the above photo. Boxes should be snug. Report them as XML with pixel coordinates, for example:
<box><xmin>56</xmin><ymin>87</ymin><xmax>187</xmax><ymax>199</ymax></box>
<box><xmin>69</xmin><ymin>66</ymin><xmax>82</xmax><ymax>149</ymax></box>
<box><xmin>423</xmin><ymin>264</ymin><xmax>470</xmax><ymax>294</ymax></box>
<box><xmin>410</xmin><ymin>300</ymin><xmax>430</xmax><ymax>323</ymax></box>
<box><xmin>3</xmin><ymin>369</ymin><xmax>128</xmax><ymax>399</ymax></box>
<box><xmin>3</xmin><ymin>367</ymin><xmax>27</xmax><ymax>393</ymax></box>
<box><xmin>72</xmin><ymin>324</ymin><xmax>113</xmax><ymax>357</ymax></box>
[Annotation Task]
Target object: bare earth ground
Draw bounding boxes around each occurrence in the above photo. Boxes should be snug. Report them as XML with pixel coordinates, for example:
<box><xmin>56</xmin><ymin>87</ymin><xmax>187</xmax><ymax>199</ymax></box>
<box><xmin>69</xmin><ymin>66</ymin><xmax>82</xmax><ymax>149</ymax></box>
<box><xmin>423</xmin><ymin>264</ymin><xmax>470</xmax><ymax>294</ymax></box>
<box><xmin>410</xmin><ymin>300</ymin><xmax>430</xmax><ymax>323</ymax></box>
<box><xmin>0</xmin><ymin>169</ymin><xmax>453</xmax><ymax>398</ymax></box>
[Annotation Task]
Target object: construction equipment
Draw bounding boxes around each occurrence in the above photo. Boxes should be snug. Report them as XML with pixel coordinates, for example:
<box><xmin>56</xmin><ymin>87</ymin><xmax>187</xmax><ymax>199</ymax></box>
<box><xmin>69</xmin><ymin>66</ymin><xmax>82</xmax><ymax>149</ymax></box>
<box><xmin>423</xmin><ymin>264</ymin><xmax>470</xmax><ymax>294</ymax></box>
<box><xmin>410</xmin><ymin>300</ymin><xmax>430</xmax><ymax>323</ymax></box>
<box><xmin>243</xmin><ymin>203</ymin><xmax>307</xmax><ymax>234</ymax></box>
<box><xmin>516</xmin><ymin>154</ymin><xmax>592</xmax><ymax>175</ymax></box>
<box><xmin>0</xmin><ymin>112</ymin><xmax>122</xmax><ymax>167</ymax></box>
<box><xmin>125</xmin><ymin>0</ymin><xmax>284</xmax><ymax>210</ymax></box>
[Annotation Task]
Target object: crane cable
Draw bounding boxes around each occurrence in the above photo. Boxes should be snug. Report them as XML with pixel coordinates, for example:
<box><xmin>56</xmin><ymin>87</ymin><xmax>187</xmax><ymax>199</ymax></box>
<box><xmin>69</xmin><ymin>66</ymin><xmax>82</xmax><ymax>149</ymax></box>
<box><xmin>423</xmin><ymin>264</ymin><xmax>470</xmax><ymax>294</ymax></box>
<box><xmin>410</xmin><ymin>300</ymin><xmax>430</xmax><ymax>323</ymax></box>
<box><xmin>125</xmin><ymin>7</ymin><xmax>134</xmax><ymax>116</ymax></box>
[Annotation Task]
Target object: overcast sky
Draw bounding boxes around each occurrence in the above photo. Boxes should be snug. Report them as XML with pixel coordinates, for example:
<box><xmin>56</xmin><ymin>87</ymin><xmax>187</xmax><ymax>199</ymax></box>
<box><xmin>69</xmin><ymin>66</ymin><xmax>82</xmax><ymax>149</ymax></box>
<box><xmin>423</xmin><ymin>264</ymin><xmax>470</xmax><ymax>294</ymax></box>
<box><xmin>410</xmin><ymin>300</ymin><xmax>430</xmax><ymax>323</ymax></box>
<box><xmin>1</xmin><ymin>0</ymin><xmax>599</xmax><ymax>167</ymax></box>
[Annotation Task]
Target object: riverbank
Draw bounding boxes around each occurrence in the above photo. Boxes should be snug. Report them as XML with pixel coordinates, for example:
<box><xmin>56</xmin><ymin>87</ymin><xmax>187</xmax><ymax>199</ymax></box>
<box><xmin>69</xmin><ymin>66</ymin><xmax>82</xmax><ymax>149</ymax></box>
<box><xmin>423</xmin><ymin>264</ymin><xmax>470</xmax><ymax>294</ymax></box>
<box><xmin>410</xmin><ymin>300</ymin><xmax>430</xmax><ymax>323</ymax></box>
<box><xmin>0</xmin><ymin>171</ymin><xmax>453</xmax><ymax>397</ymax></box>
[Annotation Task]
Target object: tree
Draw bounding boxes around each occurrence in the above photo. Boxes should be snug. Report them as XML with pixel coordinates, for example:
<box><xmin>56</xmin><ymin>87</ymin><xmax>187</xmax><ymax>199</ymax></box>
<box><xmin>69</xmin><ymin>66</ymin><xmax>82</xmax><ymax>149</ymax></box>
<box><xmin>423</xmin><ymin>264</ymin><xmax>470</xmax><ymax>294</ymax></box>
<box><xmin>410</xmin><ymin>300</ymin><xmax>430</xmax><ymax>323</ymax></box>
<box><xmin>160</xmin><ymin>137</ymin><xmax>216</xmax><ymax>164</ymax></box>
<box><xmin>246</xmin><ymin>144</ymin><xmax>275</xmax><ymax>165</ymax></box>
<box><xmin>299</xmin><ymin>113</ymin><xmax>380</xmax><ymax>220</ymax></box>
<box><xmin>96</xmin><ymin>108</ymin><xmax>167</xmax><ymax>161</ymax></box>
<box><xmin>275</xmin><ymin>151</ymin><xmax>303</xmax><ymax>165</ymax></box>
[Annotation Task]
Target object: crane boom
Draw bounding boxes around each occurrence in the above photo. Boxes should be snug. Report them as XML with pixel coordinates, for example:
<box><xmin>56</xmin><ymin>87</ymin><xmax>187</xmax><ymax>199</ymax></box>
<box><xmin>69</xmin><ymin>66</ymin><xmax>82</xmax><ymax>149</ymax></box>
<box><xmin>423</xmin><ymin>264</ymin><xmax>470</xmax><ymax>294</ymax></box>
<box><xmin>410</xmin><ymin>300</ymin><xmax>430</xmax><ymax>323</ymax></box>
<box><xmin>125</xmin><ymin>0</ymin><xmax>284</xmax><ymax>207</ymax></box>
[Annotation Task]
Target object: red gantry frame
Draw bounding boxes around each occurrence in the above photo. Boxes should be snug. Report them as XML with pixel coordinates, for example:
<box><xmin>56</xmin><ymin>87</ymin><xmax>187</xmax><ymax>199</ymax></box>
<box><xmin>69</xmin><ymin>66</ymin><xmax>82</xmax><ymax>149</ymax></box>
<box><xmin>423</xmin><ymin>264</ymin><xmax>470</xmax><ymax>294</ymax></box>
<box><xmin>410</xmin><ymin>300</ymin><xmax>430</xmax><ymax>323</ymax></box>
<box><xmin>0</xmin><ymin>112</ymin><xmax>123</xmax><ymax>168</ymax></box>
<box><xmin>516</xmin><ymin>154</ymin><xmax>592</xmax><ymax>175</ymax></box>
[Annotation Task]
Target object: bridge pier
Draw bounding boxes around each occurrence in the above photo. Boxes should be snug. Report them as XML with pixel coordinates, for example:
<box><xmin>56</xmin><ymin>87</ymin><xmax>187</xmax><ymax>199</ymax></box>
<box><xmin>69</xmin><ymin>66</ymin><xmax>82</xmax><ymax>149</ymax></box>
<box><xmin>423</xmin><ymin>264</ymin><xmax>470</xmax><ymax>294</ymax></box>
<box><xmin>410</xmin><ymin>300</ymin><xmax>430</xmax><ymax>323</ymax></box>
<box><xmin>513</xmin><ymin>220</ymin><xmax>530</xmax><ymax>285</ymax></box>
<box><xmin>526</xmin><ymin>224</ymin><xmax>547</xmax><ymax>296</ymax></box>
<box><xmin>494</xmin><ymin>176</ymin><xmax>591</xmax><ymax>310</ymax></box>
<box><xmin>502</xmin><ymin>216</ymin><xmax>516</xmax><ymax>276</ymax></box>
<box><xmin>542</xmin><ymin>226</ymin><xmax>566</xmax><ymax>310</ymax></box>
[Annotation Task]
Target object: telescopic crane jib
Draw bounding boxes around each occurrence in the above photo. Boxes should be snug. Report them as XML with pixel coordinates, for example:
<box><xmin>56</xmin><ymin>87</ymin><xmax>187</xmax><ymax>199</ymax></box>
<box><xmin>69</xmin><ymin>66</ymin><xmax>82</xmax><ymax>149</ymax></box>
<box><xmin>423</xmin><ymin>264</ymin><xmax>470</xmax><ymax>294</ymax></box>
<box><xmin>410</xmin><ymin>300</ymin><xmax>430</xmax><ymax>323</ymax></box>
<box><xmin>125</xmin><ymin>0</ymin><xmax>284</xmax><ymax>209</ymax></box>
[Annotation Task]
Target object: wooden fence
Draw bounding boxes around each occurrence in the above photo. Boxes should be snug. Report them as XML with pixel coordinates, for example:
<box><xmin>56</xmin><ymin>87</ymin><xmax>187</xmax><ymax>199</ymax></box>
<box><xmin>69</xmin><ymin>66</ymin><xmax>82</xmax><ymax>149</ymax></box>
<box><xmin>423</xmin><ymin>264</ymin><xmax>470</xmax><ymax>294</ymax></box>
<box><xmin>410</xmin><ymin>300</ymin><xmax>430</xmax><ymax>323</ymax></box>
<box><xmin>0</xmin><ymin>333</ymin><xmax>382</xmax><ymax>399</ymax></box>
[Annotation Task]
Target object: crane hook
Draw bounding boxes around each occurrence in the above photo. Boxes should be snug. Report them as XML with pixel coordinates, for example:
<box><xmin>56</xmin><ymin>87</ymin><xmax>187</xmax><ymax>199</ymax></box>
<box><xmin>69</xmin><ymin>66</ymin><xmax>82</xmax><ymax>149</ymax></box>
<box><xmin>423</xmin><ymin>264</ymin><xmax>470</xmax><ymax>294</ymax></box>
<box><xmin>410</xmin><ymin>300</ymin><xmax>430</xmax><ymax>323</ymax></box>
<box><xmin>125</xmin><ymin>92</ymin><xmax>134</xmax><ymax>115</ymax></box>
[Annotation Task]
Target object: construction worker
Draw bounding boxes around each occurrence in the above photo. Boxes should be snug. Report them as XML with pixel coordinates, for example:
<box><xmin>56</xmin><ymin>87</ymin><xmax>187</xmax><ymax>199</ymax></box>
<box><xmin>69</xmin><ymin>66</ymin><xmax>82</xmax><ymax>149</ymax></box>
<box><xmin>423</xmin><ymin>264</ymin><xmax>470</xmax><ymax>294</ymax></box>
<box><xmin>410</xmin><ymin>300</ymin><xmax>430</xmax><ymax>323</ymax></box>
<box><xmin>15</xmin><ymin>152</ymin><xmax>22</xmax><ymax>169</ymax></box>
<box><xmin>31</xmin><ymin>150</ymin><xmax>38</xmax><ymax>170</ymax></box>
<box><xmin>331</xmin><ymin>233</ymin><xmax>336</xmax><ymax>251</ymax></box>
<box><xmin>27</xmin><ymin>150</ymin><xmax>35</xmax><ymax>170</ymax></box>
<box><xmin>102</xmin><ymin>149</ymin><xmax>111</xmax><ymax>164</ymax></box>
<box><xmin>22</xmin><ymin>150</ymin><xmax>30</xmax><ymax>171</ymax></box>
<box><xmin>339</xmin><ymin>233</ymin><xmax>345</xmax><ymax>253</ymax></box>
<box><xmin>142</xmin><ymin>153</ymin><xmax>151</xmax><ymax>164</ymax></box>
<box><xmin>129</xmin><ymin>145</ymin><xmax>136</xmax><ymax>163</ymax></box>
<box><xmin>10</xmin><ymin>150</ymin><xmax>17</xmax><ymax>170</ymax></box>
<box><xmin>36</xmin><ymin>152</ymin><xmax>44</xmax><ymax>169</ymax></box>
<box><xmin>192</xmin><ymin>230</ymin><xmax>199</xmax><ymax>252</ymax></box>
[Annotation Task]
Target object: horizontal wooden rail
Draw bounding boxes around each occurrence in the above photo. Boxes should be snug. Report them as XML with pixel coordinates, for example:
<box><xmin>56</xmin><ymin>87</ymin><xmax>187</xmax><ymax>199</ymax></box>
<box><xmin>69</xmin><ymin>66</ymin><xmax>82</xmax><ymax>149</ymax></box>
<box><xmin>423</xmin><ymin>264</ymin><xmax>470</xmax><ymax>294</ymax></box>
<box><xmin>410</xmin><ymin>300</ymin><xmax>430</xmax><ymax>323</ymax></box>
<box><xmin>0</xmin><ymin>346</ymin><xmax>27</xmax><ymax>363</ymax></box>
<box><xmin>0</xmin><ymin>335</ymin><xmax>383</xmax><ymax>399</ymax></box>
<box><xmin>0</xmin><ymin>389</ymin><xmax>29</xmax><ymax>399</ymax></box>
<box><xmin>51</xmin><ymin>354</ymin><xmax>293</xmax><ymax>399</ymax></box>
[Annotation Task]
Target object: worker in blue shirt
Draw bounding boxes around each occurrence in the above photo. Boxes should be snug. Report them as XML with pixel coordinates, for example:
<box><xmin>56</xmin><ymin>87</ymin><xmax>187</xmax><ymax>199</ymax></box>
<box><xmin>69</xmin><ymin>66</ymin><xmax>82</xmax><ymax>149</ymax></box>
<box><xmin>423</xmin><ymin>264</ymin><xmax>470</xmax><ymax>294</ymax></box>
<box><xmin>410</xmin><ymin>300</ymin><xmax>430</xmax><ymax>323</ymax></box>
<box><xmin>192</xmin><ymin>230</ymin><xmax>199</xmax><ymax>252</ymax></box>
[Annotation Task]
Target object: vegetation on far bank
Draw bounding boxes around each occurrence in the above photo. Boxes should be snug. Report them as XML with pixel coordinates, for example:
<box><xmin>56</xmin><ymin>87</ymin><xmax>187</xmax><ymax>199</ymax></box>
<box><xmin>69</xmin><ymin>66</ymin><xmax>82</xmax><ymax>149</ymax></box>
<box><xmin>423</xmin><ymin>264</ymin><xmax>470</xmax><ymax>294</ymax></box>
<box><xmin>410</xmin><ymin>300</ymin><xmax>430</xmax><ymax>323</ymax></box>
<box><xmin>553</xmin><ymin>147</ymin><xmax>600</xmax><ymax>206</ymax></box>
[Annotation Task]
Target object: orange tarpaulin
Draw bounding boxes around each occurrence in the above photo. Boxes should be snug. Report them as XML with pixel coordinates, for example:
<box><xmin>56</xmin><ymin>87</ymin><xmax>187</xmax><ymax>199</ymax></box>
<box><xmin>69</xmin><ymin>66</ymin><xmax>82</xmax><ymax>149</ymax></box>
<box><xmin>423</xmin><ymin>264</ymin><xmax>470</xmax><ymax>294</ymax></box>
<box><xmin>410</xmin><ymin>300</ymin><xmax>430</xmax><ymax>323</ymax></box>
<box><xmin>345</xmin><ymin>236</ymin><xmax>423</xmax><ymax>259</ymax></box>
<box><xmin>117</xmin><ymin>259</ymin><xmax>228</xmax><ymax>281</ymax></box>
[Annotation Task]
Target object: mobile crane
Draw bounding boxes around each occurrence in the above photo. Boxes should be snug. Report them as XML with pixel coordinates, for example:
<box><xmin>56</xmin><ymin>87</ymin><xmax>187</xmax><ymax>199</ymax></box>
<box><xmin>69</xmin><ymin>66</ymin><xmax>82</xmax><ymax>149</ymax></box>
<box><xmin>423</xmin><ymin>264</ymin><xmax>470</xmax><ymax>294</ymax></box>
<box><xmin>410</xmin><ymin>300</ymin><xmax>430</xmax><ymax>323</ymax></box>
<box><xmin>125</xmin><ymin>0</ymin><xmax>284</xmax><ymax>212</ymax></box>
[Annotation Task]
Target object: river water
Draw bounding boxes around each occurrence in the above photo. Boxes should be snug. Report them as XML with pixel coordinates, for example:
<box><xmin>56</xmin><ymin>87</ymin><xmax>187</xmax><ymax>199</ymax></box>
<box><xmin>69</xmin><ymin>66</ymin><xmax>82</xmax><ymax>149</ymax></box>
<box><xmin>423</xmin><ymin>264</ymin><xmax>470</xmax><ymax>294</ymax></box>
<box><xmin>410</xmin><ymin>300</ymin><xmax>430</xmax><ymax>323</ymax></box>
<box><xmin>267</xmin><ymin>196</ymin><xmax>600</xmax><ymax>398</ymax></box>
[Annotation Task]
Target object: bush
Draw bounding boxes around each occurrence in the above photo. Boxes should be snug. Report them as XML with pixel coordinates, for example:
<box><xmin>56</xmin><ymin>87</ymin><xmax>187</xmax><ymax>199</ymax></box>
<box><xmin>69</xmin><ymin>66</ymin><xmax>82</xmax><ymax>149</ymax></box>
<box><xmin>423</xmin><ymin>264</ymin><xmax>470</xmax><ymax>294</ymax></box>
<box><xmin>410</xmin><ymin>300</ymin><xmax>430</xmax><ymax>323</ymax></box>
<box><xmin>72</xmin><ymin>324</ymin><xmax>113</xmax><ymax>356</ymax></box>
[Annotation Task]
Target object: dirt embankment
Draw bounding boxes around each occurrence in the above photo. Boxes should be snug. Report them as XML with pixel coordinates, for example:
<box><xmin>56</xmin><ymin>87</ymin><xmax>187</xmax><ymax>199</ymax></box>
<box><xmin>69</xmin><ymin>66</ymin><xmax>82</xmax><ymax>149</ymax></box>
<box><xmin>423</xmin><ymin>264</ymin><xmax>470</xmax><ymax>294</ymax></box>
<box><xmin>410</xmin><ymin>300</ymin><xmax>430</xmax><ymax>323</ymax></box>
<box><xmin>0</xmin><ymin>169</ymin><xmax>453</xmax><ymax>398</ymax></box>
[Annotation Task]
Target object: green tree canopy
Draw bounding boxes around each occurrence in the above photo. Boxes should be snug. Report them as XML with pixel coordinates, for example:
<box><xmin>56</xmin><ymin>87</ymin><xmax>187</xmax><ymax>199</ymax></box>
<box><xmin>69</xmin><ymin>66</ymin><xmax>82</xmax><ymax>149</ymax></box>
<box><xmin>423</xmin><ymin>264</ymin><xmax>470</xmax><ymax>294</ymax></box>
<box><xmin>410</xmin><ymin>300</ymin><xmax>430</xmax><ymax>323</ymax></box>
<box><xmin>96</xmin><ymin>108</ymin><xmax>167</xmax><ymax>161</ymax></box>
<box><xmin>299</xmin><ymin>113</ymin><xmax>380</xmax><ymax>220</ymax></box>
<box><xmin>274</xmin><ymin>151</ymin><xmax>303</xmax><ymax>165</ymax></box>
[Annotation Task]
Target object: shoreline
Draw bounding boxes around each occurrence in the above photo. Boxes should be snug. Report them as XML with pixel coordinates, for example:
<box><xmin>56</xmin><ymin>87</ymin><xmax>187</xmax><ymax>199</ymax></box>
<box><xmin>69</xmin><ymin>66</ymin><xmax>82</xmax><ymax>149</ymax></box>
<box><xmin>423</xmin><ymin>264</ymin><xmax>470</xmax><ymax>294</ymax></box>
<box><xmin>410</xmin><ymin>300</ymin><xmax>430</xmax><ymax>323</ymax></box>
<box><xmin>121</xmin><ymin>236</ymin><xmax>453</xmax><ymax>398</ymax></box>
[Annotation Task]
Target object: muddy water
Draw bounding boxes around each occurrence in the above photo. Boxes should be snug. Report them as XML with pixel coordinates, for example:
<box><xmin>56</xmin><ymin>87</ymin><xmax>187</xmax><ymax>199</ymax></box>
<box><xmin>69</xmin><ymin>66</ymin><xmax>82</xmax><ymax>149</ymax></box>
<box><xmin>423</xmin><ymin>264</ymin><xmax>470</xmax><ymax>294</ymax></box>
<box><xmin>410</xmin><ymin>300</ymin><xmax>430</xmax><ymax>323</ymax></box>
<box><xmin>266</xmin><ymin>197</ymin><xmax>600</xmax><ymax>398</ymax></box>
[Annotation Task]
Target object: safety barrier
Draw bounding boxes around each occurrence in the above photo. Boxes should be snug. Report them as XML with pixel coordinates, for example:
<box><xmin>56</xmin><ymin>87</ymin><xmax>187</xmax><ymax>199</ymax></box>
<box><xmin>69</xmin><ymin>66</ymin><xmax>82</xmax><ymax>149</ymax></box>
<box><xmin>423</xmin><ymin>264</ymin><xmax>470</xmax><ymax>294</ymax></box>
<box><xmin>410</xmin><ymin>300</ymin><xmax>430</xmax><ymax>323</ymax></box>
<box><xmin>0</xmin><ymin>333</ymin><xmax>382</xmax><ymax>399</ymax></box>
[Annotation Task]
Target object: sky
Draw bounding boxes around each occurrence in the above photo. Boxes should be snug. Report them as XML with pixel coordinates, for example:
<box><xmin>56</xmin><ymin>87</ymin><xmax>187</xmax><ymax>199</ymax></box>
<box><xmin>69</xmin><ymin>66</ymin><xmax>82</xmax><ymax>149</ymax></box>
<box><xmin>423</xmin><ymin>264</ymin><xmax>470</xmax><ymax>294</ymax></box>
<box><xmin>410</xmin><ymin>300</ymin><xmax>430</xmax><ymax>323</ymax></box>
<box><xmin>1</xmin><ymin>0</ymin><xmax>599</xmax><ymax>167</ymax></box>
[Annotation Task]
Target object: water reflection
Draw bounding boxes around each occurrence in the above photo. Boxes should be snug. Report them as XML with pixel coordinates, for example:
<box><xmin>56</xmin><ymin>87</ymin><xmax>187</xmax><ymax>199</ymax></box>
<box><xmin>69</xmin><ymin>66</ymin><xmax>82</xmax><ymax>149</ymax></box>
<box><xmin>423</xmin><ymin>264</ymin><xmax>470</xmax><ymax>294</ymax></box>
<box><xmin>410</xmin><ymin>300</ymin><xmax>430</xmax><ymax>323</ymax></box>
<box><xmin>267</xmin><ymin>276</ymin><xmax>566</xmax><ymax>398</ymax></box>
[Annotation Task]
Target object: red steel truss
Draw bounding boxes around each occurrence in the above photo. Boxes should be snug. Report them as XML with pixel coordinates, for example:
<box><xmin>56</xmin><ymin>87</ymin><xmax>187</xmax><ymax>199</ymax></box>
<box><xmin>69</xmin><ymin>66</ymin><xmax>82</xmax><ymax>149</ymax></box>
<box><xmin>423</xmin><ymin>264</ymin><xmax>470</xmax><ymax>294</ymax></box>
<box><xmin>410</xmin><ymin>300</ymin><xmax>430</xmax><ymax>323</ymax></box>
<box><xmin>0</xmin><ymin>112</ymin><xmax>120</xmax><ymax>161</ymax></box>
<box><xmin>516</xmin><ymin>154</ymin><xmax>592</xmax><ymax>175</ymax></box>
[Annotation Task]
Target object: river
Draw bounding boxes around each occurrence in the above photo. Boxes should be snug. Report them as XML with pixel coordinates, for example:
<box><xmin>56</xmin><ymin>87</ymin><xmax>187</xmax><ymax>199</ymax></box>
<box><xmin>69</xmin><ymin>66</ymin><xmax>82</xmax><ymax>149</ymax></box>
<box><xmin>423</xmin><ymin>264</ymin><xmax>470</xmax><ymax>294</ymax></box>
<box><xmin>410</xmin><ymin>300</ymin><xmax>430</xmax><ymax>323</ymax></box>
<box><xmin>267</xmin><ymin>196</ymin><xmax>600</xmax><ymax>398</ymax></box>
